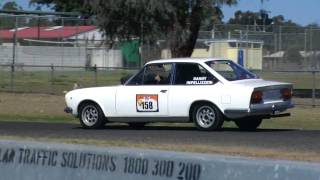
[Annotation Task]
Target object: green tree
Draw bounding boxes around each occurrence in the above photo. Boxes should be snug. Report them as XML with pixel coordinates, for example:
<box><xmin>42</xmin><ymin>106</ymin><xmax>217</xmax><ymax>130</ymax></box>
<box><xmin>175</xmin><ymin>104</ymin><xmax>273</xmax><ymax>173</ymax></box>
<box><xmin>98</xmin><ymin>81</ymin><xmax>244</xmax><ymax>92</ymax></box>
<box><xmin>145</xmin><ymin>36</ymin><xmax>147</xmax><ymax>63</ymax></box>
<box><xmin>87</xmin><ymin>0</ymin><xmax>237</xmax><ymax>57</ymax></box>
<box><xmin>29</xmin><ymin>0</ymin><xmax>92</xmax><ymax>15</ymax></box>
<box><xmin>0</xmin><ymin>1</ymin><xmax>24</xmax><ymax>29</ymax></box>
<box><xmin>2</xmin><ymin>1</ymin><xmax>22</xmax><ymax>10</ymax></box>
<box><xmin>201</xmin><ymin>6</ymin><xmax>224</xmax><ymax>30</ymax></box>
<box><xmin>30</xmin><ymin>0</ymin><xmax>93</xmax><ymax>26</ymax></box>
<box><xmin>227</xmin><ymin>10</ymin><xmax>273</xmax><ymax>26</ymax></box>
<box><xmin>30</xmin><ymin>0</ymin><xmax>237</xmax><ymax>57</ymax></box>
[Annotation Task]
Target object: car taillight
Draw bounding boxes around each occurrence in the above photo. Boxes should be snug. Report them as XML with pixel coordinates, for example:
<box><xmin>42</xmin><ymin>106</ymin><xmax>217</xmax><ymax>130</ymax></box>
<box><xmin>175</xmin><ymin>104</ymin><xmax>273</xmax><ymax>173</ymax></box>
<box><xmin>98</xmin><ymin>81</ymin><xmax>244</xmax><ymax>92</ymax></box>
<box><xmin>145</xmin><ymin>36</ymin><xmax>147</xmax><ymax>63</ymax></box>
<box><xmin>250</xmin><ymin>90</ymin><xmax>263</xmax><ymax>104</ymax></box>
<box><xmin>281</xmin><ymin>88</ymin><xmax>292</xmax><ymax>101</ymax></box>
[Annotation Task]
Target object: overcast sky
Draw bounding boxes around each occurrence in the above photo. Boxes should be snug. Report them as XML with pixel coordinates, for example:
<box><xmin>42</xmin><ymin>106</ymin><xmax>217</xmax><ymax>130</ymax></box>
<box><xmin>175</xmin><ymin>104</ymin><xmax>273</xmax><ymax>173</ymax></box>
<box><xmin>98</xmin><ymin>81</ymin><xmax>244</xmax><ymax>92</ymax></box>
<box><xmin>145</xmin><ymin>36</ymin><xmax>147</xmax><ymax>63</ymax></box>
<box><xmin>1</xmin><ymin>0</ymin><xmax>319</xmax><ymax>26</ymax></box>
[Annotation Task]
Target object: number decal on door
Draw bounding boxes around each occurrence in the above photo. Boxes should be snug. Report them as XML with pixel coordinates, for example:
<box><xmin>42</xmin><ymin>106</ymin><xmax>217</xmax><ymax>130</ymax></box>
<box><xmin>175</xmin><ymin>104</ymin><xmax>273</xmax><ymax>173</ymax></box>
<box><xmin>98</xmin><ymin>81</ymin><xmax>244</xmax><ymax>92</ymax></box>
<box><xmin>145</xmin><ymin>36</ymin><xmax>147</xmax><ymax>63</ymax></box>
<box><xmin>136</xmin><ymin>94</ymin><xmax>159</xmax><ymax>112</ymax></box>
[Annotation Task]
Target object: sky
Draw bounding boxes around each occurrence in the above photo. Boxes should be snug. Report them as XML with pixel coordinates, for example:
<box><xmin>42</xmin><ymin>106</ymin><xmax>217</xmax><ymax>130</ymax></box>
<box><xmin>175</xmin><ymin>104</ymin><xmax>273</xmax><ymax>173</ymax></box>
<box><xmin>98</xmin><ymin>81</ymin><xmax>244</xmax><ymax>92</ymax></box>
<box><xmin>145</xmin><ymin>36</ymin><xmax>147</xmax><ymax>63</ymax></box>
<box><xmin>0</xmin><ymin>0</ymin><xmax>319</xmax><ymax>26</ymax></box>
<box><xmin>222</xmin><ymin>0</ymin><xmax>320</xmax><ymax>26</ymax></box>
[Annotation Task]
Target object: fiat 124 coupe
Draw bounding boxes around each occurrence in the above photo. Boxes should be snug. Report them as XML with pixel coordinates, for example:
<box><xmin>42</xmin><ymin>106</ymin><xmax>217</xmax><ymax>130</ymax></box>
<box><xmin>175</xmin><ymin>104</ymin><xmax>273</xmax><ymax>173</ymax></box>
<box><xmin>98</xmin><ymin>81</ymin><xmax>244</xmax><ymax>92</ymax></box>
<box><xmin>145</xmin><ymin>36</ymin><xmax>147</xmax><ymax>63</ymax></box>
<box><xmin>64</xmin><ymin>58</ymin><xmax>294</xmax><ymax>131</ymax></box>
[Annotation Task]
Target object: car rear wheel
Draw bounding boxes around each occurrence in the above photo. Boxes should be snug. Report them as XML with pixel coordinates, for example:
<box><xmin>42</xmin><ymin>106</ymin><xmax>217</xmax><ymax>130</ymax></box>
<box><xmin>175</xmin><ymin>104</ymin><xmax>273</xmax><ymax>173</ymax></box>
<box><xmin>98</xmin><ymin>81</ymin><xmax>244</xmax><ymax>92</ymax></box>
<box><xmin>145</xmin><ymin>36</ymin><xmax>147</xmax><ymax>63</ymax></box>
<box><xmin>192</xmin><ymin>104</ymin><xmax>223</xmax><ymax>131</ymax></box>
<box><xmin>235</xmin><ymin>118</ymin><xmax>262</xmax><ymax>131</ymax></box>
<box><xmin>79</xmin><ymin>102</ymin><xmax>106</xmax><ymax>129</ymax></box>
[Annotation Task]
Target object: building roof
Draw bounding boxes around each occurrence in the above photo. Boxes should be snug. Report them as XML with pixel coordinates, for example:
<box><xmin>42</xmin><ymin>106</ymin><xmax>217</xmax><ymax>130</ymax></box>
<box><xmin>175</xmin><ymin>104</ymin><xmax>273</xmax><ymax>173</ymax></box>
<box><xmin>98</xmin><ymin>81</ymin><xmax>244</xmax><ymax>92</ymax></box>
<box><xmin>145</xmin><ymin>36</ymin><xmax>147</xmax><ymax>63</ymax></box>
<box><xmin>0</xmin><ymin>26</ymin><xmax>97</xmax><ymax>40</ymax></box>
<box><xmin>204</xmin><ymin>39</ymin><xmax>264</xmax><ymax>44</ymax></box>
<box><xmin>68</xmin><ymin>28</ymin><xmax>104</xmax><ymax>41</ymax></box>
<box><xmin>263</xmin><ymin>51</ymin><xmax>285</xmax><ymax>58</ymax></box>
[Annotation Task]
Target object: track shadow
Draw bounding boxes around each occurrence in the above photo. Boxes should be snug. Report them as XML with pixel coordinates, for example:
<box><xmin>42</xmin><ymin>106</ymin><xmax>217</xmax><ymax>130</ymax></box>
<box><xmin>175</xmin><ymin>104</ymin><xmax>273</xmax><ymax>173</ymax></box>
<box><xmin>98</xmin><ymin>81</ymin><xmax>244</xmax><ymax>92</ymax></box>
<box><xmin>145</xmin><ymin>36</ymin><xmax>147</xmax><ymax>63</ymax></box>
<box><xmin>71</xmin><ymin>124</ymin><xmax>197</xmax><ymax>131</ymax></box>
<box><xmin>219</xmin><ymin>127</ymin><xmax>298</xmax><ymax>132</ymax></box>
<box><xmin>72</xmin><ymin>124</ymin><xmax>298</xmax><ymax>132</ymax></box>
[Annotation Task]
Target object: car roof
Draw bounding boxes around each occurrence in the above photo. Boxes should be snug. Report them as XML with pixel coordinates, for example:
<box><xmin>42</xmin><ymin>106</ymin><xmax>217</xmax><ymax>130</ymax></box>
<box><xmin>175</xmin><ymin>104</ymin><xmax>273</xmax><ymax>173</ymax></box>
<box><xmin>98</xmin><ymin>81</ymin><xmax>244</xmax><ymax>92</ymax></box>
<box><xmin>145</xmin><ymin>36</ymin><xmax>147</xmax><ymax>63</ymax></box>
<box><xmin>145</xmin><ymin>58</ymin><xmax>228</xmax><ymax>65</ymax></box>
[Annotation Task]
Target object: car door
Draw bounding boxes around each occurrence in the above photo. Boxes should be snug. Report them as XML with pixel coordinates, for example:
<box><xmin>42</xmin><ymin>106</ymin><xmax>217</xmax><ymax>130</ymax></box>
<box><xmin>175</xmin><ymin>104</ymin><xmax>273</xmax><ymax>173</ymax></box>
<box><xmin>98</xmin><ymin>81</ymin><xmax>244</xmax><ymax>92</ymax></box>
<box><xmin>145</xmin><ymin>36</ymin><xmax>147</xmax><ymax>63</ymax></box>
<box><xmin>168</xmin><ymin>63</ymin><xmax>220</xmax><ymax>117</ymax></box>
<box><xmin>116</xmin><ymin>63</ymin><xmax>173</xmax><ymax>117</ymax></box>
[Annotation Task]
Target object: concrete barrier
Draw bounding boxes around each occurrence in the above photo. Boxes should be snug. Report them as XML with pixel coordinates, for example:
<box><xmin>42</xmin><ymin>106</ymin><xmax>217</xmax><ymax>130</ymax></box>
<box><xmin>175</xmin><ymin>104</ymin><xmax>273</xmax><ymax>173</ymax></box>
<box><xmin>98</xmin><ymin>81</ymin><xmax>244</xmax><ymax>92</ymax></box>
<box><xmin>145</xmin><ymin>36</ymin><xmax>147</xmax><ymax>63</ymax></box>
<box><xmin>0</xmin><ymin>139</ymin><xmax>320</xmax><ymax>180</ymax></box>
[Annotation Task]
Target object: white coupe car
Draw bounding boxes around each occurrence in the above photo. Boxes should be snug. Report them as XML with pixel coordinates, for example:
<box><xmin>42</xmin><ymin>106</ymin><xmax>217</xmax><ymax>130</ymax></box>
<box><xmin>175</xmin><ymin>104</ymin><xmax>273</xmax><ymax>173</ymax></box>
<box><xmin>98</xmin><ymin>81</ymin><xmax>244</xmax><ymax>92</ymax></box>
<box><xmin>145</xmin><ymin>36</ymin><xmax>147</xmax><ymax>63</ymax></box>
<box><xmin>64</xmin><ymin>58</ymin><xmax>294</xmax><ymax>131</ymax></box>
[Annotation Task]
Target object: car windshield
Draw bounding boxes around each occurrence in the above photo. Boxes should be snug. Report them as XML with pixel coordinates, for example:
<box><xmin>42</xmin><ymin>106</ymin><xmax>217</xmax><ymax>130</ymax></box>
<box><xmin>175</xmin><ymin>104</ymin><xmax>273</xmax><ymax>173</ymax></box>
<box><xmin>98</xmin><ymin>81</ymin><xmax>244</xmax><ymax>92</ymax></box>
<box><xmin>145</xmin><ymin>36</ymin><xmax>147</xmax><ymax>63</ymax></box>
<box><xmin>206</xmin><ymin>60</ymin><xmax>258</xmax><ymax>81</ymax></box>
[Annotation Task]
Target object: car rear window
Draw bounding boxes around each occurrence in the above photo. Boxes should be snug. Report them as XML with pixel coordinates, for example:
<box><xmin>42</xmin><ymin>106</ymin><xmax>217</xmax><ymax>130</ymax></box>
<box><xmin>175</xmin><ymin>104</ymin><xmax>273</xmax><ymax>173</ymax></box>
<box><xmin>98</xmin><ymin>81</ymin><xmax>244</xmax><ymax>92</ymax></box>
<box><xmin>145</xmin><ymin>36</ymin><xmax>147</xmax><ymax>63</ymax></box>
<box><xmin>206</xmin><ymin>60</ymin><xmax>257</xmax><ymax>81</ymax></box>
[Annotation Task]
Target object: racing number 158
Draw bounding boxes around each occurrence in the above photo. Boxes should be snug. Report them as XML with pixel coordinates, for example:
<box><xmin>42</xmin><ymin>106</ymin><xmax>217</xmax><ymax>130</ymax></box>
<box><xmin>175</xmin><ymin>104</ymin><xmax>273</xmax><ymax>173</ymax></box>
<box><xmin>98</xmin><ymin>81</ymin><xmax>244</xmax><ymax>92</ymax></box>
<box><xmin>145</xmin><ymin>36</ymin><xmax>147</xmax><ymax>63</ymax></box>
<box><xmin>141</xmin><ymin>101</ymin><xmax>153</xmax><ymax>110</ymax></box>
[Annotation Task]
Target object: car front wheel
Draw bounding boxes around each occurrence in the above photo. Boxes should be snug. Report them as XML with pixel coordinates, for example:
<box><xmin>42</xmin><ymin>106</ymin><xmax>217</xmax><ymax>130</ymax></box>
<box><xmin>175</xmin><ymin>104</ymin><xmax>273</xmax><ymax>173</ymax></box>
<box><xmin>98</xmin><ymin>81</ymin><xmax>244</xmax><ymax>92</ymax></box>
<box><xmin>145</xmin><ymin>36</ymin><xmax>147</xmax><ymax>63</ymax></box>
<box><xmin>79</xmin><ymin>102</ymin><xmax>106</xmax><ymax>129</ymax></box>
<box><xmin>192</xmin><ymin>104</ymin><xmax>223</xmax><ymax>131</ymax></box>
<box><xmin>234</xmin><ymin>118</ymin><xmax>262</xmax><ymax>131</ymax></box>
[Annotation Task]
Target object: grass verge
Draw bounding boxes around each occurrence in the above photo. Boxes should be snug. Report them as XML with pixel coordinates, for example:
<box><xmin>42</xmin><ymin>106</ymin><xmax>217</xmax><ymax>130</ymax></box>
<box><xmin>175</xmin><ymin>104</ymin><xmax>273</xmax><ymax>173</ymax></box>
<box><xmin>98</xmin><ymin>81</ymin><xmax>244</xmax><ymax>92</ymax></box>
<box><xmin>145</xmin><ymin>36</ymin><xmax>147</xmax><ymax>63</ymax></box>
<box><xmin>0</xmin><ymin>92</ymin><xmax>320</xmax><ymax>129</ymax></box>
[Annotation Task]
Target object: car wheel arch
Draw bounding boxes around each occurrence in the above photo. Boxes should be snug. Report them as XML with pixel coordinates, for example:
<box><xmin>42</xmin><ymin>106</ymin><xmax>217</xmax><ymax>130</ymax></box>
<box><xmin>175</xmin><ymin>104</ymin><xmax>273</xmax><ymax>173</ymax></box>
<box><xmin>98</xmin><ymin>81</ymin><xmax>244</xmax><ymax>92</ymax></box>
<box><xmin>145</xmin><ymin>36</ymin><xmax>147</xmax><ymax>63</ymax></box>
<box><xmin>78</xmin><ymin>100</ymin><xmax>107</xmax><ymax>118</ymax></box>
<box><xmin>188</xmin><ymin>100</ymin><xmax>223</xmax><ymax>121</ymax></box>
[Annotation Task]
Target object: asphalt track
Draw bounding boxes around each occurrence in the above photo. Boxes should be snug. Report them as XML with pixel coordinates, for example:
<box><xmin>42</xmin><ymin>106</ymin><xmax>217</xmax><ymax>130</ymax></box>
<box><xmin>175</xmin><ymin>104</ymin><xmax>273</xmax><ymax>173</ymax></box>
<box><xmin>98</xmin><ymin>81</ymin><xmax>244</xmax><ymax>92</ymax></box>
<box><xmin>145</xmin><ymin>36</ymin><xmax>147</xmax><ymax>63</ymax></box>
<box><xmin>0</xmin><ymin>121</ymin><xmax>320</xmax><ymax>153</ymax></box>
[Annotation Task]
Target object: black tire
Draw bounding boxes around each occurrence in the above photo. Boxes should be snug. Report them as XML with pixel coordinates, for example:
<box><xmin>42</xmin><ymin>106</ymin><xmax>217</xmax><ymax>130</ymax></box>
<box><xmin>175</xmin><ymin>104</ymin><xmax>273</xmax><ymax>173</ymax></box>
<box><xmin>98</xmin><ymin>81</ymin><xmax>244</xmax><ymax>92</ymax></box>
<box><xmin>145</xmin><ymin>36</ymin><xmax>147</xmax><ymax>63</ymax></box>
<box><xmin>234</xmin><ymin>118</ymin><xmax>262</xmax><ymax>131</ymax></box>
<box><xmin>128</xmin><ymin>122</ymin><xmax>146</xmax><ymax>129</ymax></box>
<box><xmin>79</xmin><ymin>102</ymin><xmax>106</xmax><ymax>129</ymax></box>
<box><xmin>192</xmin><ymin>103</ymin><xmax>224</xmax><ymax>131</ymax></box>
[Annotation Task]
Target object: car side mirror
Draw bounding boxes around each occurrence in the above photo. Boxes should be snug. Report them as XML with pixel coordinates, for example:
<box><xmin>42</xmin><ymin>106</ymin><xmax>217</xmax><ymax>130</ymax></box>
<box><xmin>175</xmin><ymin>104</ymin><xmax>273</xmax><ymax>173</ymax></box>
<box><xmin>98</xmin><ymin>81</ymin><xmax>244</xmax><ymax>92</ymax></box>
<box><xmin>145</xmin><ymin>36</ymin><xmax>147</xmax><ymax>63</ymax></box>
<box><xmin>120</xmin><ymin>74</ymin><xmax>133</xmax><ymax>85</ymax></box>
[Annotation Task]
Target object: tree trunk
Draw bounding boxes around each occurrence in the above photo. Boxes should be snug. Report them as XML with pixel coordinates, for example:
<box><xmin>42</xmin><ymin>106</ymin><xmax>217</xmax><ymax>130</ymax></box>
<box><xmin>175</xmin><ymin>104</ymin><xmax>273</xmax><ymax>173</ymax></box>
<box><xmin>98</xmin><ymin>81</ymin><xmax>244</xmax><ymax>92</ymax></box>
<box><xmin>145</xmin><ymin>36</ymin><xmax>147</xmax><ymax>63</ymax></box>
<box><xmin>169</xmin><ymin>6</ymin><xmax>202</xmax><ymax>58</ymax></box>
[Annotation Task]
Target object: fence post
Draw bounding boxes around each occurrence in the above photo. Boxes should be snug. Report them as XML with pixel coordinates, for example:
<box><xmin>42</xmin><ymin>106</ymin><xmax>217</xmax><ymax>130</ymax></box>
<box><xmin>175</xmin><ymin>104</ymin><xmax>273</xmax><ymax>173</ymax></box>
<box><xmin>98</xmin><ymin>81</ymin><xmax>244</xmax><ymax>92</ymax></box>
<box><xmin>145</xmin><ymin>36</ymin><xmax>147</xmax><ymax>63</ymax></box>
<box><xmin>93</xmin><ymin>64</ymin><xmax>97</xmax><ymax>86</ymax></box>
<box><xmin>50</xmin><ymin>64</ymin><xmax>54</xmax><ymax>94</ymax></box>
<box><xmin>279</xmin><ymin>26</ymin><xmax>282</xmax><ymax>51</ymax></box>
<box><xmin>12</xmin><ymin>16</ymin><xmax>18</xmax><ymax>73</ymax></box>
<box><xmin>312</xmin><ymin>71</ymin><xmax>316</xmax><ymax>107</ymax></box>
<box><xmin>10</xmin><ymin>64</ymin><xmax>14</xmax><ymax>92</ymax></box>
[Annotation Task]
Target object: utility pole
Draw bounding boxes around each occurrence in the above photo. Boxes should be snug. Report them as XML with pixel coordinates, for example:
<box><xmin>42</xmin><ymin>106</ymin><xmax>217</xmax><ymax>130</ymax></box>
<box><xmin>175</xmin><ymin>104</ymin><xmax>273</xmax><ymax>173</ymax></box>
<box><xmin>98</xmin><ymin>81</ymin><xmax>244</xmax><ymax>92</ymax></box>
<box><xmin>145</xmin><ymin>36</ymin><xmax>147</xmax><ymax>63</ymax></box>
<box><xmin>211</xmin><ymin>25</ymin><xmax>215</xmax><ymax>39</ymax></box>
<box><xmin>61</xmin><ymin>17</ymin><xmax>64</xmax><ymax>67</ymax></box>
<box><xmin>304</xmin><ymin>29</ymin><xmax>307</xmax><ymax>62</ymax></box>
<box><xmin>10</xmin><ymin>16</ymin><xmax>18</xmax><ymax>91</ymax></box>
<box><xmin>309</xmin><ymin>26</ymin><xmax>316</xmax><ymax>107</ymax></box>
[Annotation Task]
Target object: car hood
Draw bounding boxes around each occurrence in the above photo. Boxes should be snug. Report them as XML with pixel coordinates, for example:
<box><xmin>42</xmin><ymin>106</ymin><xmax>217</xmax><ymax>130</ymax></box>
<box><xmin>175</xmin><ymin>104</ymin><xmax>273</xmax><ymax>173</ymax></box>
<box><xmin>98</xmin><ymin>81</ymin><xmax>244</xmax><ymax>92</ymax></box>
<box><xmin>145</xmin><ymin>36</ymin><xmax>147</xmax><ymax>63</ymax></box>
<box><xmin>66</xmin><ymin>85</ymin><xmax>120</xmax><ymax>96</ymax></box>
<box><xmin>230</xmin><ymin>79</ymin><xmax>292</xmax><ymax>89</ymax></box>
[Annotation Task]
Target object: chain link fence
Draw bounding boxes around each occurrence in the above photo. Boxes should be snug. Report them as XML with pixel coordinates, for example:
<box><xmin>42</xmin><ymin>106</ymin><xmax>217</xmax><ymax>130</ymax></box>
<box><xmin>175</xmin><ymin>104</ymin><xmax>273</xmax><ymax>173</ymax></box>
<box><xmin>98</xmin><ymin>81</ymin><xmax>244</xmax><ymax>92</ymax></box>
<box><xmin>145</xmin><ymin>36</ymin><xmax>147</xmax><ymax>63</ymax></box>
<box><xmin>0</xmin><ymin>14</ymin><xmax>320</xmax><ymax>105</ymax></box>
<box><xmin>200</xmin><ymin>24</ymin><xmax>320</xmax><ymax>71</ymax></box>
<box><xmin>0</xmin><ymin>64</ymin><xmax>138</xmax><ymax>95</ymax></box>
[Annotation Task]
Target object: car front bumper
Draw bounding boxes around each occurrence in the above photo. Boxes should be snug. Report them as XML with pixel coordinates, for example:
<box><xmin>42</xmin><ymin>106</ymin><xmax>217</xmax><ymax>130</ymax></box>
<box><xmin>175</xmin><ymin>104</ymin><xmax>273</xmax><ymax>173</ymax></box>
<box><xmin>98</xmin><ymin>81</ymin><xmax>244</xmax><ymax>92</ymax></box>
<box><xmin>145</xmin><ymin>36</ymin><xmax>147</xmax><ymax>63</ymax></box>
<box><xmin>224</xmin><ymin>101</ymin><xmax>294</xmax><ymax>119</ymax></box>
<box><xmin>64</xmin><ymin>107</ymin><xmax>73</xmax><ymax>114</ymax></box>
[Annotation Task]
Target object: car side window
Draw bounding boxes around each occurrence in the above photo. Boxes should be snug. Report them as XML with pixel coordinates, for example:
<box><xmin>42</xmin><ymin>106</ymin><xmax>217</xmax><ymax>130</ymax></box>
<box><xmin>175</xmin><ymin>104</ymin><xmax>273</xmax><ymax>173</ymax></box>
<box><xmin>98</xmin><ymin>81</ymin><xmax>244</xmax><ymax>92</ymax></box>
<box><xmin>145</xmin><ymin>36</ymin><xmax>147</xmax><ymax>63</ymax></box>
<box><xmin>174</xmin><ymin>63</ymin><xmax>217</xmax><ymax>85</ymax></box>
<box><xmin>143</xmin><ymin>63</ymin><xmax>172</xmax><ymax>85</ymax></box>
<box><xmin>210</xmin><ymin>62</ymin><xmax>238</xmax><ymax>81</ymax></box>
<box><xmin>126</xmin><ymin>63</ymin><xmax>172</xmax><ymax>85</ymax></box>
<box><xmin>126</xmin><ymin>69</ymin><xmax>144</xmax><ymax>85</ymax></box>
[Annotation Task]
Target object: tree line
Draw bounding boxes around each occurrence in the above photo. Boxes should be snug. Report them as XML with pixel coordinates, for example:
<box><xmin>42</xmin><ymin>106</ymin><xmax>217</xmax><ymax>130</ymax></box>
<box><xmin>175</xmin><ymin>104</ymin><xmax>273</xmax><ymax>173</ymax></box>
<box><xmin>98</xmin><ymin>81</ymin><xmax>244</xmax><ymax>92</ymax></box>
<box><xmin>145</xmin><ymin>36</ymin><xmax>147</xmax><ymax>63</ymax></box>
<box><xmin>1</xmin><ymin>0</ymin><xmax>319</xmax><ymax>58</ymax></box>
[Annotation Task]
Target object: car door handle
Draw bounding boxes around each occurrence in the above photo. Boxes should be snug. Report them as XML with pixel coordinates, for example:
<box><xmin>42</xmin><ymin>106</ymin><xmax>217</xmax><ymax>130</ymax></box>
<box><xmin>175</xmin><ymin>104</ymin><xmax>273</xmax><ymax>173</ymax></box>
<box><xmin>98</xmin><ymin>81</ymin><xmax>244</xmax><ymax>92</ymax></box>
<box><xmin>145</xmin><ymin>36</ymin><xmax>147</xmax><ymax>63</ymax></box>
<box><xmin>160</xmin><ymin>90</ymin><xmax>167</xmax><ymax>93</ymax></box>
